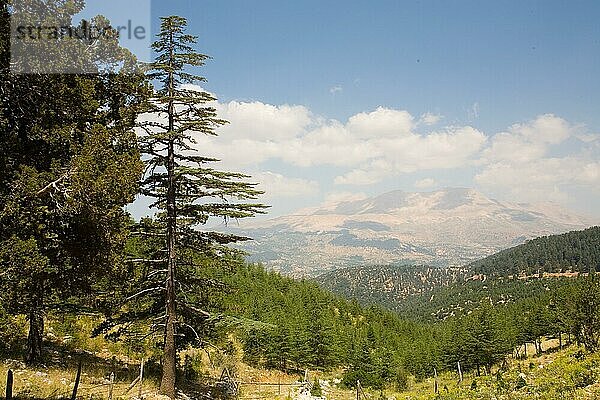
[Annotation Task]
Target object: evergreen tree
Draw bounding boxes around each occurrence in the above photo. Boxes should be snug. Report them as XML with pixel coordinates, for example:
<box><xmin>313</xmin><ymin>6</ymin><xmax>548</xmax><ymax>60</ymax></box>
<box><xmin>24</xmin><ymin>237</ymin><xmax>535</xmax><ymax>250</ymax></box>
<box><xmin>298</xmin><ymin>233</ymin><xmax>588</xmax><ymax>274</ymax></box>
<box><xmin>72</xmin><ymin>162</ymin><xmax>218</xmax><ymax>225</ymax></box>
<box><xmin>0</xmin><ymin>0</ymin><xmax>148</xmax><ymax>364</ymax></box>
<box><xmin>98</xmin><ymin>16</ymin><xmax>266</xmax><ymax>398</ymax></box>
<box><xmin>568</xmin><ymin>271</ymin><xmax>600</xmax><ymax>351</ymax></box>
<box><xmin>464</xmin><ymin>305</ymin><xmax>508</xmax><ymax>375</ymax></box>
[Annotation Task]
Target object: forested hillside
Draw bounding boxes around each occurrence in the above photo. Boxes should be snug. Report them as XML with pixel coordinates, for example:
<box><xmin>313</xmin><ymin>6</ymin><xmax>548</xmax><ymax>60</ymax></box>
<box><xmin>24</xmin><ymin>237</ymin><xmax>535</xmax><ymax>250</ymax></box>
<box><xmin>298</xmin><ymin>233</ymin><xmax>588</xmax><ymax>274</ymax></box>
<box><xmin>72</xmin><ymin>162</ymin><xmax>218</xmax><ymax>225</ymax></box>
<box><xmin>318</xmin><ymin>226</ymin><xmax>600</xmax><ymax>320</ymax></box>
<box><xmin>210</xmin><ymin>263</ymin><xmax>437</xmax><ymax>386</ymax></box>
<box><xmin>208</xmin><ymin>262</ymin><xmax>600</xmax><ymax>384</ymax></box>
<box><xmin>468</xmin><ymin>226</ymin><xmax>600</xmax><ymax>276</ymax></box>
<box><xmin>318</xmin><ymin>264</ymin><xmax>469</xmax><ymax>314</ymax></box>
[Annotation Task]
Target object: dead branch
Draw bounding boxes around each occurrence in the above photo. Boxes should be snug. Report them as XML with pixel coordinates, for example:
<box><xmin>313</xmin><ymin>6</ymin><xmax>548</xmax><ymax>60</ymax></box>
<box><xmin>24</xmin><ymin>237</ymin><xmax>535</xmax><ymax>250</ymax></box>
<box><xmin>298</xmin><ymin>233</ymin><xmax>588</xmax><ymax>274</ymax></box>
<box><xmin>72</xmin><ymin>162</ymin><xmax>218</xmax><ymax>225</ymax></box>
<box><xmin>123</xmin><ymin>286</ymin><xmax>165</xmax><ymax>302</ymax></box>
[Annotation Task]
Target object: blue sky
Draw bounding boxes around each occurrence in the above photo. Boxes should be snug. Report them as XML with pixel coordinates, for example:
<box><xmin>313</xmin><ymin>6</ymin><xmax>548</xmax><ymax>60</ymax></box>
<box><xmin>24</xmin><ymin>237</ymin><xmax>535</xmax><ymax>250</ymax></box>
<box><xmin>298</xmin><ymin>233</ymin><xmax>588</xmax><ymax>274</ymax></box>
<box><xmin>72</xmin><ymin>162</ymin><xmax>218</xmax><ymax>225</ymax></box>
<box><xmin>93</xmin><ymin>1</ymin><xmax>600</xmax><ymax>219</ymax></box>
<box><xmin>151</xmin><ymin>1</ymin><xmax>600</xmax><ymax>131</ymax></box>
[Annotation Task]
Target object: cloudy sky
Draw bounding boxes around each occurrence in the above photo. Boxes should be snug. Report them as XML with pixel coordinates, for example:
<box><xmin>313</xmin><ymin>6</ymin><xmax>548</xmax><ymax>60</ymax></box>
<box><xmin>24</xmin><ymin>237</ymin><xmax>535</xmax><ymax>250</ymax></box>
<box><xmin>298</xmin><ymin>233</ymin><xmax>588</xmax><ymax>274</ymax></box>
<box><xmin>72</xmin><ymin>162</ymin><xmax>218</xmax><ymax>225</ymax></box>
<box><xmin>133</xmin><ymin>0</ymin><xmax>600</xmax><ymax>219</ymax></box>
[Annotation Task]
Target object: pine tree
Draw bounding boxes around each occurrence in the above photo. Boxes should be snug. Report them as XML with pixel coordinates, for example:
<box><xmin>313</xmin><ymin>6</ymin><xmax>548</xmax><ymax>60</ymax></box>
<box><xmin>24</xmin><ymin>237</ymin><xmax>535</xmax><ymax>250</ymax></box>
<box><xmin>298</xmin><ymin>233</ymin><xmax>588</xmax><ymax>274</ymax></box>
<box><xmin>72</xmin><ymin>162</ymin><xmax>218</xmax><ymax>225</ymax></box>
<box><xmin>101</xmin><ymin>16</ymin><xmax>266</xmax><ymax>398</ymax></box>
<box><xmin>0</xmin><ymin>0</ymin><xmax>148</xmax><ymax>364</ymax></box>
<box><xmin>569</xmin><ymin>271</ymin><xmax>600</xmax><ymax>351</ymax></box>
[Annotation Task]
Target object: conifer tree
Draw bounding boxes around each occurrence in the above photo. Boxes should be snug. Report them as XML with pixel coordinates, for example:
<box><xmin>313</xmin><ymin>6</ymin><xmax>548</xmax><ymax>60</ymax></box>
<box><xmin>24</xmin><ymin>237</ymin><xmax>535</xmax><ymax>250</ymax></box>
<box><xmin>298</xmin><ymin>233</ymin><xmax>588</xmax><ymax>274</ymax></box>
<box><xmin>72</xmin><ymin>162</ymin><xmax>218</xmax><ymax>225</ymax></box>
<box><xmin>105</xmin><ymin>16</ymin><xmax>266</xmax><ymax>398</ymax></box>
<box><xmin>0</xmin><ymin>0</ymin><xmax>148</xmax><ymax>364</ymax></box>
<box><xmin>568</xmin><ymin>271</ymin><xmax>600</xmax><ymax>351</ymax></box>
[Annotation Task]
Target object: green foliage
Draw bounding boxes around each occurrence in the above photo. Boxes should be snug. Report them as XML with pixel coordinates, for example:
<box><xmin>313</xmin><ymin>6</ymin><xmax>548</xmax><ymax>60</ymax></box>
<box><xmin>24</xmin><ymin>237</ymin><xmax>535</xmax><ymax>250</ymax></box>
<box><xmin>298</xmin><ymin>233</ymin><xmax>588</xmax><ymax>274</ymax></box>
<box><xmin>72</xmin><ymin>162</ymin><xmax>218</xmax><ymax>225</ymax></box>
<box><xmin>469</xmin><ymin>226</ymin><xmax>600</xmax><ymax>276</ymax></box>
<box><xmin>563</xmin><ymin>271</ymin><xmax>600</xmax><ymax>351</ymax></box>
<box><xmin>0</xmin><ymin>305</ymin><xmax>27</xmax><ymax>355</ymax></box>
<box><xmin>394</xmin><ymin>366</ymin><xmax>409</xmax><ymax>391</ymax></box>
<box><xmin>221</xmin><ymin>263</ymin><xmax>435</xmax><ymax>389</ymax></box>
<box><xmin>182</xmin><ymin>353</ymin><xmax>203</xmax><ymax>381</ymax></box>
<box><xmin>0</xmin><ymin>0</ymin><xmax>148</xmax><ymax>364</ymax></box>
<box><xmin>310</xmin><ymin>379</ymin><xmax>323</xmax><ymax>397</ymax></box>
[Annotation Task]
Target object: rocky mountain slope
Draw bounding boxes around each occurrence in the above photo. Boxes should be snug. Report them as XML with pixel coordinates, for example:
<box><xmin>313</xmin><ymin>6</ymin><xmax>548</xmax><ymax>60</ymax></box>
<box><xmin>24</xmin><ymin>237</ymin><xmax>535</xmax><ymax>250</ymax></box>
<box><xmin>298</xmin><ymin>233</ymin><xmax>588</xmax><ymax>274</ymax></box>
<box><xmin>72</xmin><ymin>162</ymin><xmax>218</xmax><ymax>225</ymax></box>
<box><xmin>231</xmin><ymin>188</ymin><xmax>596</xmax><ymax>277</ymax></box>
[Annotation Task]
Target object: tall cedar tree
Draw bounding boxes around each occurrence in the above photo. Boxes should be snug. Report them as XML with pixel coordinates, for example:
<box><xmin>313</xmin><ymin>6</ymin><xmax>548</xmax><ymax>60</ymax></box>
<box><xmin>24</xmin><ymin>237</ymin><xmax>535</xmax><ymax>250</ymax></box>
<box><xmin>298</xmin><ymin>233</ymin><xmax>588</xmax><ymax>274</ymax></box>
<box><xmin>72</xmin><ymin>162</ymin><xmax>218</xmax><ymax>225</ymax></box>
<box><xmin>0</xmin><ymin>0</ymin><xmax>149</xmax><ymax>364</ymax></box>
<box><xmin>125</xmin><ymin>16</ymin><xmax>265</xmax><ymax>398</ymax></box>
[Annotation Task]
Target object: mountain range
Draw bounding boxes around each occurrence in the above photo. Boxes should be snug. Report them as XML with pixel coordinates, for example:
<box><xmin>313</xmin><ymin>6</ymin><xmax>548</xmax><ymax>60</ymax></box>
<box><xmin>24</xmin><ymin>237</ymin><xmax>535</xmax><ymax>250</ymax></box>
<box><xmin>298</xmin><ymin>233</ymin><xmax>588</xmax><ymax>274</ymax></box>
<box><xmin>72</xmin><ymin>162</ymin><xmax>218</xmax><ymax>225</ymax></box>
<box><xmin>230</xmin><ymin>188</ymin><xmax>596</xmax><ymax>277</ymax></box>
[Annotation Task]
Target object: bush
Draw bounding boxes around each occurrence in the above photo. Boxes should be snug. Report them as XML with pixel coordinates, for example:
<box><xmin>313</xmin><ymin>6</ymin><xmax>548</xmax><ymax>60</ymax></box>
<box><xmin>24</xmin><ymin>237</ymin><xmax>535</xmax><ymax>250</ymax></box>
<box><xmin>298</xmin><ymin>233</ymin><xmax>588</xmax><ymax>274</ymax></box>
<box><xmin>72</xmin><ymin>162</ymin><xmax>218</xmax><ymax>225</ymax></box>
<box><xmin>570</xmin><ymin>365</ymin><xmax>596</xmax><ymax>388</ymax></box>
<box><xmin>0</xmin><ymin>305</ymin><xmax>27</xmax><ymax>355</ymax></box>
<box><xmin>394</xmin><ymin>366</ymin><xmax>409</xmax><ymax>391</ymax></box>
<box><xmin>183</xmin><ymin>353</ymin><xmax>201</xmax><ymax>381</ymax></box>
<box><xmin>342</xmin><ymin>368</ymin><xmax>384</xmax><ymax>390</ymax></box>
<box><xmin>311</xmin><ymin>379</ymin><xmax>323</xmax><ymax>397</ymax></box>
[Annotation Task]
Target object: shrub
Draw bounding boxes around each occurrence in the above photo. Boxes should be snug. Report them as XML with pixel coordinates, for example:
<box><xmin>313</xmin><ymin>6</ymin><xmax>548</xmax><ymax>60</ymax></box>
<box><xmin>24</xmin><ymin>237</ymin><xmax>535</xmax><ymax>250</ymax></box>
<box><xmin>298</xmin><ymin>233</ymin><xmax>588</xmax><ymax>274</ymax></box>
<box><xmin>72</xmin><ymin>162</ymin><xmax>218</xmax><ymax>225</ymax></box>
<box><xmin>311</xmin><ymin>379</ymin><xmax>323</xmax><ymax>397</ymax></box>
<box><xmin>0</xmin><ymin>305</ymin><xmax>27</xmax><ymax>355</ymax></box>
<box><xmin>394</xmin><ymin>366</ymin><xmax>409</xmax><ymax>391</ymax></box>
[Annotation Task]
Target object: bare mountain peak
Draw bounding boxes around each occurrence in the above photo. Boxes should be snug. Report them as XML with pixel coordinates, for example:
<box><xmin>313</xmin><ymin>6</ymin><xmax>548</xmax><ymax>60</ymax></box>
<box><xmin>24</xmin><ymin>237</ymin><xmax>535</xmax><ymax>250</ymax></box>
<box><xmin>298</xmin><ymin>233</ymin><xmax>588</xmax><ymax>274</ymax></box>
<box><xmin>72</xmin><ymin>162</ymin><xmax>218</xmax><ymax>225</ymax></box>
<box><xmin>314</xmin><ymin>187</ymin><xmax>493</xmax><ymax>215</ymax></box>
<box><xmin>234</xmin><ymin>188</ymin><xmax>595</xmax><ymax>276</ymax></box>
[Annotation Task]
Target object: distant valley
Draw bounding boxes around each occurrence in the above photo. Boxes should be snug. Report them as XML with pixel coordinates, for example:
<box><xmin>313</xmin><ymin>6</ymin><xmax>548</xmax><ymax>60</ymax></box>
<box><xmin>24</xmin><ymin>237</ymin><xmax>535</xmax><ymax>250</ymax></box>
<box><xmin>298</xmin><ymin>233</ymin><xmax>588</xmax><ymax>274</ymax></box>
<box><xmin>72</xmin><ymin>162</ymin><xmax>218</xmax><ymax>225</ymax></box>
<box><xmin>229</xmin><ymin>188</ymin><xmax>596</xmax><ymax>277</ymax></box>
<box><xmin>317</xmin><ymin>226</ymin><xmax>600</xmax><ymax>321</ymax></box>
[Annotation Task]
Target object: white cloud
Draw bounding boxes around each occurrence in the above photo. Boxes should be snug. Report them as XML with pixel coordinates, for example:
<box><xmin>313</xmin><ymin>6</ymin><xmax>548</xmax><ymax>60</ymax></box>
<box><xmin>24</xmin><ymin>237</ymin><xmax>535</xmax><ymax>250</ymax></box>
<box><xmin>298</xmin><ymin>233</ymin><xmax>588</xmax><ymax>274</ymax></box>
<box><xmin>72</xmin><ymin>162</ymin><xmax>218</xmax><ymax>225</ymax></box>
<box><xmin>468</xmin><ymin>102</ymin><xmax>480</xmax><ymax>120</ymax></box>
<box><xmin>577</xmin><ymin>132</ymin><xmax>600</xmax><ymax>143</ymax></box>
<box><xmin>254</xmin><ymin>171</ymin><xmax>319</xmax><ymax>199</ymax></box>
<box><xmin>509</xmin><ymin>114</ymin><xmax>572</xmax><ymax>144</ymax></box>
<box><xmin>330</xmin><ymin>85</ymin><xmax>343</xmax><ymax>94</ymax></box>
<box><xmin>481</xmin><ymin>114</ymin><xmax>573</xmax><ymax>164</ymax></box>
<box><xmin>419</xmin><ymin>112</ymin><xmax>442</xmax><ymax>126</ymax></box>
<box><xmin>347</xmin><ymin>107</ymin><xmax>414</xmax><ymax>138</ymax></box>
<box><xmin>192</xmin><ymin>103</ymin><xmax>485</xmax><ymax>180</ymax></box>
<box><xmin>334</xmin><ymin>126</ymin><xmax>487</xmax><ymax>185</ymax></box>
<box><xmin>334</xmin><ymin>167</ymin><xmax>385</xmax><ymax>186</ymax></box>
<box><xmin>415</xmin><ymin>178</ymin><xmax>436</xmax><ymax>189</ymax></box>
<box><xmin>215</xmin><ymin>101</ymin><xmax>312</xmax><ymax>141</ymax></box>
<box><xmin>481</xmin><ymin>132</ymin><xmax>546</xmax><ymax>164</ymax></box>
<box><xmin>475</xmin><ymin>158</ymin><xmax>600</xmax><ymax>203</ymax></box>
<box><xmin>139</xmin><ymin>88</ymin><xmax>599</xmax><ymax>212</ymax></box>
<box><xmin>473</xmin><ymin>114</ymin><xmax>600</xmax><ymax>204</ymax></box>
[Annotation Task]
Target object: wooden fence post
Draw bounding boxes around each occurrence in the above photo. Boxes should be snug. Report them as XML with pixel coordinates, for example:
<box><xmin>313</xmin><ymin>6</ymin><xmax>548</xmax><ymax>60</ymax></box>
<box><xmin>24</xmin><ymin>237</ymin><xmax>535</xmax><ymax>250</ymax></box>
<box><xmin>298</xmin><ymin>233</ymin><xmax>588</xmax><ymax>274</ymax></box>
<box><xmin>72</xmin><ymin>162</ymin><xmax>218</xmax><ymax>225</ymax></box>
<box><xmin>433</xmin><ymin>368</ymin><xmax>439</xmax><ymax>394</ymax></box>
<box><xmin>108</xmin><ymin>372</ymin><xmax>114</xmax><ymax>400</ymax></box>
<box><xmin>138</xmin><ymin>359</ymin><xmax>145</xmax><ymax>399</ymax></box>
<box><xmin>6</xmin><ymin>370</ymin><xmax>13</xmax><ymax>400</ymax></box>
<box><xmin>71</xmin><ymin>362</ymin><xmax>82</xmax><ymax>400</ymax></box>
<box><xmin>458</xmin><ymin>361</ymin><xmax>463</xmax><ymax>383</ymax></box>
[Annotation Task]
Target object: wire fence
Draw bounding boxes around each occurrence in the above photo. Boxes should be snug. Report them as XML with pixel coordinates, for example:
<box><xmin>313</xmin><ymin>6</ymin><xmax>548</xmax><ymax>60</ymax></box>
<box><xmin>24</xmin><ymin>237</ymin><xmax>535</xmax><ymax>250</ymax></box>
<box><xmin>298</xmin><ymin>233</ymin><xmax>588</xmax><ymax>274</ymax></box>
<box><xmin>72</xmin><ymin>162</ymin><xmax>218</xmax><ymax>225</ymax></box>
<box><xmin>3</xmin><ymin>359</ymin><xmax>147</xmax><ymax>400</ymax></box>
<box><xmin>3</xmin><ymin>363</ymin><xmax>366</xmax><ymax>400</ymax></box>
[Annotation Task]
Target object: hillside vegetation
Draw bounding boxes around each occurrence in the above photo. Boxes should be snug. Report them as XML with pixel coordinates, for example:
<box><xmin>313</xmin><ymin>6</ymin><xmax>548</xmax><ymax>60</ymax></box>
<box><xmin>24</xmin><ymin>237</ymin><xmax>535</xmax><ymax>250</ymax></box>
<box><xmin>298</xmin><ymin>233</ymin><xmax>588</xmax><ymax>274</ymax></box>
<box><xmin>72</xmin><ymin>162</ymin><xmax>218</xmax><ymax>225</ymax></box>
<box><xmin>468</xmin><ymin>226</ymin><xmax>600</xmax><ymax>276</ymax></box>
<box><xmin>3</xmin><ymin>226</ymin><xmax>600</xmax><ymax>397</ymax></box>
<box><xmin>318</xmin><ymin>226</ymin><xmax>600</xmax><ymax>320</ymax></box>
<box><xmin>3</xmin><ymin>262</ymin><xmax>600</xmax><ymax>399</ymax></box>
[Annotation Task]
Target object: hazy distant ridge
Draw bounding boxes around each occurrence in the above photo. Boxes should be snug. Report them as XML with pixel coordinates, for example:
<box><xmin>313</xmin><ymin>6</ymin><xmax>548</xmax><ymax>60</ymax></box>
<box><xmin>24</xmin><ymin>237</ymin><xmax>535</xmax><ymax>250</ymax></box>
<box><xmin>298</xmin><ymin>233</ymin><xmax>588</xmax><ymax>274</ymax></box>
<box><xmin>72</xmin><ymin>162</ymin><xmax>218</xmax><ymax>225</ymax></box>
<box><xmin>233</xmin><ymin>188</ymin><xmax>596</xmax><ymax>276</ymax></box>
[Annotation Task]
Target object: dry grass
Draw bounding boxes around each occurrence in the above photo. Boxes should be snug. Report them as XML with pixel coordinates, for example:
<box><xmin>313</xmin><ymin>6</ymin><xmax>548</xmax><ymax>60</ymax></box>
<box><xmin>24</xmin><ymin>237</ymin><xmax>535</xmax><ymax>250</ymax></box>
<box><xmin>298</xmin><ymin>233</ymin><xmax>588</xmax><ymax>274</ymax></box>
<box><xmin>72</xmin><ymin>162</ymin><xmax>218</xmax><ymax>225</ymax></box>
<box><xmin>0</xmin><ymin>360</ymin><xmax>159</xmax><ymax>400</ymax></box>
<box><xmin>2</xmin><ymin>331</ymin><xmax>600</xmax><ymax>400</ymax></box>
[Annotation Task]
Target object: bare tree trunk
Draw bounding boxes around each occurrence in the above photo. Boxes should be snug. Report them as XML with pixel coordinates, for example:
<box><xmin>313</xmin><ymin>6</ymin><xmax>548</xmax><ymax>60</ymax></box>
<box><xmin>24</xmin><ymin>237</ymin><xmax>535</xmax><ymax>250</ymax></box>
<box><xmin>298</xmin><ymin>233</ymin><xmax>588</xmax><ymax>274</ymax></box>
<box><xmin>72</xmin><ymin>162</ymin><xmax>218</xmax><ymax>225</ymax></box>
<box><xmin>559</xmin><ymin>332</ymin><xmax>562</xmax><ymax>349</ymax></box>
<box><xmin>26</xmin><ymin>308</ymin><xmax>44</xmax><ymax>365</ymax></box>
<box><xmin>161</xmin><ymin>262</ymin><xmax>177</xmax><ymax>398</ymax></box>
<box><xmin>160</xmin><ymin>27</ymin><xmax>177</xmax><ymax>400</ymax></box>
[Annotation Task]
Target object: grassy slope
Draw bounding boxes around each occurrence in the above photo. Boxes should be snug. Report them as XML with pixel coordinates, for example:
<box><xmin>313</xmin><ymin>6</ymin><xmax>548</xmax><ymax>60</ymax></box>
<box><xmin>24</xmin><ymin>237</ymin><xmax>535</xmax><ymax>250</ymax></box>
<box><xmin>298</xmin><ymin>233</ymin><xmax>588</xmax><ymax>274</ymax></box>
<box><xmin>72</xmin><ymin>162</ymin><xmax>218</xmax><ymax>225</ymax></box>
<box><xmin>2</xmin><ymin>328</ymin><xmax>600</xmax><ymax>400</ymax></box>
<box><xmin>400</xmin><ymin>345</ymin><xmax>600</xmax><ymax>400</ymax></box>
